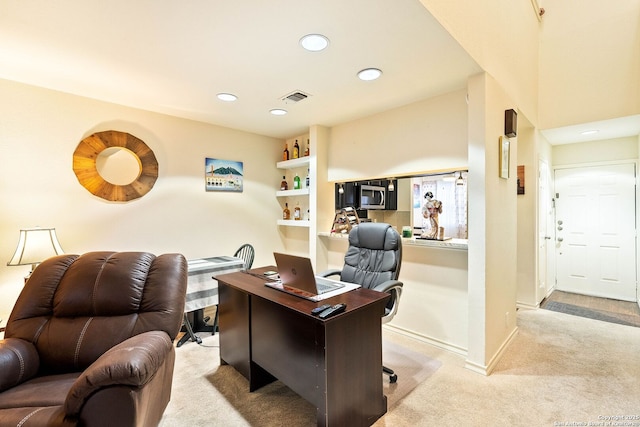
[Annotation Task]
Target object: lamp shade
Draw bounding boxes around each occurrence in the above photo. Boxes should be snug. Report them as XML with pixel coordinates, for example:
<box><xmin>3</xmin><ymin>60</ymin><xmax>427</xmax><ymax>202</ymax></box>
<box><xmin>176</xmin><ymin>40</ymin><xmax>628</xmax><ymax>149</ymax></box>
<box><xmin>7</xmin><ymin>227</ymin><xmax>64</xmax><ymax>267</ymax></box>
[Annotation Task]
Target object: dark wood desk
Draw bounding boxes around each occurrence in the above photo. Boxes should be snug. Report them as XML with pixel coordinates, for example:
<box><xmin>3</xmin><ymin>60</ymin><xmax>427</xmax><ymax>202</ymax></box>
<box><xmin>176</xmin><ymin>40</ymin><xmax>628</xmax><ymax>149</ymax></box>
<box><xmin>217</xmin><ymin>267</ymin><xmax>390</xmax><ymax>427</ymax></box>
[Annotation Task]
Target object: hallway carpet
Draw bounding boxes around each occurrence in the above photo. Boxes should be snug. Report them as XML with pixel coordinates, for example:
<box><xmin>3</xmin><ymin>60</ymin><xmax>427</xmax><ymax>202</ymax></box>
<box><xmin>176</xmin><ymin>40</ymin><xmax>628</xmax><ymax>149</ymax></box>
<box><xmin>542</xmin><ymin>300</ymin><xmax>640</xmax><ymax>327</ymax></box>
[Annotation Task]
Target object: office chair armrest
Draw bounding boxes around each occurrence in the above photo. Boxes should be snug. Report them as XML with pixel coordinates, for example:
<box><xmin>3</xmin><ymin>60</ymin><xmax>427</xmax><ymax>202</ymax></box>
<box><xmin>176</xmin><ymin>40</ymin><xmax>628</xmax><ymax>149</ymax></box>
<box><xmin>371</xmin><ymin>279</ymin><xmax>403</xmax><ymax>294</ymax></box>
<box><xmin>317</xmin><ymin>269</ymin><xmax>342</xmax><ymax>278</ymax></box>
<box><xmin>65</xmin><ymin>330</ymin><xmax>172</xmax><ymax>415</ymax></box>
<box><xmin>0</xmin><ymin>338</ymin><xmax>40</xmax><ymax>392</ymax></box>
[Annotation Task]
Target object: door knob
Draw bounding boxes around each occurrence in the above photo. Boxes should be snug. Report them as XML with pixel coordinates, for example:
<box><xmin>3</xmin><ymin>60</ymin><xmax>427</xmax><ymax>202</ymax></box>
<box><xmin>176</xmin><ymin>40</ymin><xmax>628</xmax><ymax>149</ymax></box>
<box><xmin>557</xmin><ymin>226</ymin><xmax>563</xmax><ymax>231</ymax></box>
<box><xmin>557</xmin><ymin>237</ymin><xmax>563</xmax><ymax>242</ymax></box>
<box><xmin>544</xmin><ymin>236</ymin><xmax>551</xmax><ymax>240</ymax></box>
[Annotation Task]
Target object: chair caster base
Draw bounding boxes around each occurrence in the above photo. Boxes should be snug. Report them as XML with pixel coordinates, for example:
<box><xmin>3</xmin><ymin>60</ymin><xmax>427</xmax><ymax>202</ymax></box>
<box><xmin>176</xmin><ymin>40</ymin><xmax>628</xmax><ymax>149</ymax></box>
<box><xmin>383</xmin><ymin>365</ymin><xmax>397</xmax><ymax>383</ymax></box>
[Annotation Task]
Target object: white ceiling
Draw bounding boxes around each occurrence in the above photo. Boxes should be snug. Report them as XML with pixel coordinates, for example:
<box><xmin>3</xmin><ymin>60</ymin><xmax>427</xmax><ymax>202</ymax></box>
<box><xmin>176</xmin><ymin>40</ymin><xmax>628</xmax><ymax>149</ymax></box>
<box><xmin>0</xmin><ymin>0</ymin><xmax>481</xmax><ymax>140</ymax></box>
<box><xmin>1</xmin><ymin>0</ymin><xmax>636</xmax><ymax>144</ymax></box>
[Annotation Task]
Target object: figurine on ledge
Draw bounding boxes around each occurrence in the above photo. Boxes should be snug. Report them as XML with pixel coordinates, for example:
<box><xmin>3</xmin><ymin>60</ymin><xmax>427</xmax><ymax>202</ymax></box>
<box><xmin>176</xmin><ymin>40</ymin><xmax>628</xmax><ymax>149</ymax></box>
<box><xmin>421</xmin><ymin>191</ymin><xmax>443</xmax><ymax>240</ymax></box>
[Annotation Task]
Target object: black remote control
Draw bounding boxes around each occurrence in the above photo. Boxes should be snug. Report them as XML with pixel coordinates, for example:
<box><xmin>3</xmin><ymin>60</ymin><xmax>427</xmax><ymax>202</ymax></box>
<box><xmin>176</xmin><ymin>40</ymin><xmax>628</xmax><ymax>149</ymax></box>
<box><xmin>318</xmin><ymin>303</ymin><xmax>347</xmax><ymax>319</ymax></box>
<box><xmin>311</xmin><ymin>304</ymin><xmax>332</xmax><ymax>315</ymax></box>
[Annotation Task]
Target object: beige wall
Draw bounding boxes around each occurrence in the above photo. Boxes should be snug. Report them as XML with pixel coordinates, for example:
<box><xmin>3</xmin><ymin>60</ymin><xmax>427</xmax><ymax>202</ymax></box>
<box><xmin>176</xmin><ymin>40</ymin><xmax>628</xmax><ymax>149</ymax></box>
<box><xmin>327</xmin><ymin>89</ymin><xmax>468</xmax><ymax>183</ymax></box>
<box><xmin>516</xmin><ymin>123</ymin><xmax>537</xmax><ymax>307</ymax></box>
<box><xmin>419</xmin><ymin>0</ymin><xmax>540</xmax><ymax>126</ymax></box>
<box><xmin>539</xmin><ymin>0</ymin><xmax>640</xmax><ymax>129</ymax></box>
<box><xmin>323</xmin><ymin>88</ymin><xmax>470</xmax><ymax>352</ymax></box>
<box><xmin>0</xmin><ymin>79</ymin><xmax>285</xmax><ymax>319</ymax></box>
<box><xmin>552</xmin><ymin>137</ymin><xmax>639</xmax><ymax>166</ymax></box>
<box><xmin>466</xmin><ymin>73</ymin><xmax>518</xmax><ymax>373</ymax></box>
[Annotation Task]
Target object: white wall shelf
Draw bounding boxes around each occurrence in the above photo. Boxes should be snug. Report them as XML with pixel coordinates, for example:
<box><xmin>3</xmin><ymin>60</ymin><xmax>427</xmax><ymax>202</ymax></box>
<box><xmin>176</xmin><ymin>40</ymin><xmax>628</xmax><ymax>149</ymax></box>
<box><xmin>317</xmin><ymin>232</ymin><xmax>468</xmax><ymax>251</ymax></box>
<box><xmin>277</xmin><ymin>157</ymin><xmax>310</xmax><ymax>170</ymax></box>
<box><xmin>276</xmin><ymin>188</ymin><xmax>309</xmax><ymax>197</ymax></box>
<box><xmin>278</xmin><ymin>219</ymin><xmax>311</xmax><ymax>227</ymax></box>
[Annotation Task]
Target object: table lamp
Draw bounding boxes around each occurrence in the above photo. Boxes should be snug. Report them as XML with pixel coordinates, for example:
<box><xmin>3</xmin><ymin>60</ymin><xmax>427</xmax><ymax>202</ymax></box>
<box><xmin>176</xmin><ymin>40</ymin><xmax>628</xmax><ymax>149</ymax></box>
<box><xmin>7</xmin><ymin>227</ymin><xmax>64</xmax><ymax>280</ymax></box>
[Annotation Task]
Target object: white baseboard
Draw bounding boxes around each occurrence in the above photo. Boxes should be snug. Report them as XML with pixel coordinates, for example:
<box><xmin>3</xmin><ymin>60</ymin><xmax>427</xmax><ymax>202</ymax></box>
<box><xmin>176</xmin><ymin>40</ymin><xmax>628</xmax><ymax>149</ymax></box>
<box><xmin>464</xmin><ymin>325</ymin><xmax>519</xmax><ymax>376</ymax></box>
<box><xmin>383</xmin><ymin>324</ymin><xmax>467</xmax><ymax>357</ymax></box>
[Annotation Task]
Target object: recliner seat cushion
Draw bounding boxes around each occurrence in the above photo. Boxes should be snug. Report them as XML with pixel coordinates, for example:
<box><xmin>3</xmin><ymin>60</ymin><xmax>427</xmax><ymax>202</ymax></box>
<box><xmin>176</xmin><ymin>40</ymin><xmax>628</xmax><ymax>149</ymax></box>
<box><xmin>6</xmin><ymin>252</ymin><xmax>186</xmax><ymax>375</ymax></box>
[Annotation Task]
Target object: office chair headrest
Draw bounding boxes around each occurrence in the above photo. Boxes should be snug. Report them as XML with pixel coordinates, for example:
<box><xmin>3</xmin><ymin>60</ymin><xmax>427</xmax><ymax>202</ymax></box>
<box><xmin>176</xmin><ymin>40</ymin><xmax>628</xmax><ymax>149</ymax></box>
<box><xmin>349</xmin><ymin>223</ymin><xmax>400</xmax><ymax>251</ymax></box>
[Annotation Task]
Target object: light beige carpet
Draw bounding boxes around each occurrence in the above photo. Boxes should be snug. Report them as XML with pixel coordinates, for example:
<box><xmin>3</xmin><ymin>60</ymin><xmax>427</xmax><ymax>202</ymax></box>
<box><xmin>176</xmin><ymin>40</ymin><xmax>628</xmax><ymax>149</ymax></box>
<box><xmin>162</xmin><ymin>309</ymin><xmax>640</xmax><ymax>426</ymax></box>
<box><xmin>160</xmin><ymin>334</ymin><xmax>440</xmax><ymax>426</ymax></box>
<box><xmin>375</xmin><ymin>309</ymin><xmax>640</xmax><ymax>427</ymax></box>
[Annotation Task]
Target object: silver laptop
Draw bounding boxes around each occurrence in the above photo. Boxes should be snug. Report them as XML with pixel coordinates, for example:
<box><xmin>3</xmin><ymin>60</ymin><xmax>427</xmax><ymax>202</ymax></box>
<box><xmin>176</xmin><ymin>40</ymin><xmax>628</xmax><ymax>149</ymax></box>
<box><xmin>267</xmin><ymin>252</ymin><xmax>356</xmax><ymax>301</ymax></box>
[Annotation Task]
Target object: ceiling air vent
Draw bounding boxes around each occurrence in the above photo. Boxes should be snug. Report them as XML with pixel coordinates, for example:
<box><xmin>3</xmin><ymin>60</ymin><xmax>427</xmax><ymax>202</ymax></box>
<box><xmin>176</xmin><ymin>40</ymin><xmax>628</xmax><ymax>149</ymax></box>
<box><xmin>281</xmin><ymin>90</ymin><xmax>311</xmax><ymax>103</ymax></box>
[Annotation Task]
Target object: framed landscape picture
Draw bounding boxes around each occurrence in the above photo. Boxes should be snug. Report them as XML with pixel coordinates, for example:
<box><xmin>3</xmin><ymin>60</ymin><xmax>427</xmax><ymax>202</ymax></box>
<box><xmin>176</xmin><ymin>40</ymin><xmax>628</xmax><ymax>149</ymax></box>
<box><xmin>205</xmin><ymin>158</ymin><xmax>243</xmax><ymax>192</ymax></box>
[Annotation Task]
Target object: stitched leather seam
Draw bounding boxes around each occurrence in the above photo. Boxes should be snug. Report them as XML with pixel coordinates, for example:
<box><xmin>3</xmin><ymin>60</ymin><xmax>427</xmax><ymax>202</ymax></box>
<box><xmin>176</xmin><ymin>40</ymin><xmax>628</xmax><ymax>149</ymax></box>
<box><xmin>17</xmin><ymin>407</ymin><xmax>45</xmax><ymax>427</ymax></box>
<box><xmin>8</xmin><ymin>345</ymin><xmax>25</xmax><ymax>382</ymax></box>
<box><xmin>74</xmin><ymin>317</ymin><xmax>93</xmax><ymax>367</ymax></box>
<box><xmin>92</xmin><ymin>254</ymin><xmax>113</xmax><ymax>311</ymax></box>
<box><xmin>32</xmin><ymin>321</ymin><xmax>46</xmax><ymax>343</ymax></box>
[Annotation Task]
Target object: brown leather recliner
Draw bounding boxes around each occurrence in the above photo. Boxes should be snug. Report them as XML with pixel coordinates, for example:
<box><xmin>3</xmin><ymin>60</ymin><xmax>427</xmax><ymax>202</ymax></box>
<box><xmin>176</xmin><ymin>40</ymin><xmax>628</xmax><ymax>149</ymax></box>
<box><xmin>0</xmin><ymin>251</ymin><xmax>188</xmax><ymax>427</ymax></box>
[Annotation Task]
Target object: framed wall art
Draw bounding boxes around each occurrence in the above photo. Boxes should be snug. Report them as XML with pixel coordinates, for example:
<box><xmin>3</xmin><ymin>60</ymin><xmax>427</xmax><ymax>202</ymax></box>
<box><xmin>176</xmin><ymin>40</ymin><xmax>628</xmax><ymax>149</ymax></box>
<box><xmin>205</xmin><ymin>158</ymin><xmax>243</xmax><ymax>192</ymax></box>
<box><xmin>517</xmin><ymin>165</ymin><xmax>525</xmax><ymax>194</ymax></box>
<box><xmin>499</xmin><ymin>136</ymin><xmax>510</xmax><ymax>179</ymax></box>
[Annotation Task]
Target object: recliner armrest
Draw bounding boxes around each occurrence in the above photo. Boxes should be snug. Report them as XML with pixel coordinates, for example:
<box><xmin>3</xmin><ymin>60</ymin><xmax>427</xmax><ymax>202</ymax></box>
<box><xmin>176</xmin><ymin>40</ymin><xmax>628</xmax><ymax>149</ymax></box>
<box><xmin>317</xmin><ymin>269</ymin><xmax>342</xmax><ymax>278</ymax></box>
<box><xmin>0</xmin><ymin>338</ymin><xmax>40</xmax><ymax>392</ymax></box>
<box><xmin>64</xmin><ymin>330</ymin><xmax>172</xmax><ymax>416</ymax></box>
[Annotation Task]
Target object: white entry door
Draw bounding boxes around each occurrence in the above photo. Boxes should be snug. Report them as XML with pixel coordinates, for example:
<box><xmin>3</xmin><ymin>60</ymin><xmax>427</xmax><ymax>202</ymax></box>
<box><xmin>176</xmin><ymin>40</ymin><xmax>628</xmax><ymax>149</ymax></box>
<box><xmin>555</xmin><ymin>163</ymin><xmax>637</xmax><ymax>302</ymax></box>
<box><xmin>538</xmin><ymin>159</ymin><xmax>554</xmax><ymax>304</ymax></box>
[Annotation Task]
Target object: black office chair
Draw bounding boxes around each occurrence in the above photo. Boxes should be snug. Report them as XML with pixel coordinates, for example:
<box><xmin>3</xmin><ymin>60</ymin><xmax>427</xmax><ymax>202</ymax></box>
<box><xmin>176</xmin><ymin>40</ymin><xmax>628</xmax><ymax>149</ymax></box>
<box><xmin>234</xmin><ymin>243</ymin><xmax>255</xmax><ymax>271</ymax></box>
<box><xmin>319</xmin><ymin>222</ymin><xmax>403</xmax><ymax>383</ymax></box>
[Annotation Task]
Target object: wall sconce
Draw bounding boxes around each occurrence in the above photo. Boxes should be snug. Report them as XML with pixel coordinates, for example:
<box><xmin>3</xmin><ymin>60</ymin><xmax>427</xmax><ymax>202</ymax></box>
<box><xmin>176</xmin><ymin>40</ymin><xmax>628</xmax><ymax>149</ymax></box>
<box><xmin>7</xmin><ymin>227</ymin><xmax>64</xmax><ymax>280</ymax></box>
<box><xmin>456</xmin><ymin>171</ymin><xmax>465</xmax><ymax>186</ymax></box>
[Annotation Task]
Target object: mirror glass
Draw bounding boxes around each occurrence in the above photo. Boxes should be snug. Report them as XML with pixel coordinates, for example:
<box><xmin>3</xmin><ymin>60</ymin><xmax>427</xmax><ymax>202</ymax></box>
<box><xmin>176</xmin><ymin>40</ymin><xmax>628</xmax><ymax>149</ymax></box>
<box><xmin>96</xmin><ymin>147</ymin><xmax>142</xmax><ymax>185</ymax></box>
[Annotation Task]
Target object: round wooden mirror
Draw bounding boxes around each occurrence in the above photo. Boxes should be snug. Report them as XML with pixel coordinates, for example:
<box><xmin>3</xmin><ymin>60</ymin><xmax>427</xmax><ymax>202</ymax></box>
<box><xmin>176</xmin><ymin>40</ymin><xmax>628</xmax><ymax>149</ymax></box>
<box><xmin>73</xmin><ymin>130</ymin><xmax>158</xmax><ymax>202</ymax></box>
<box><xmin>96</xmin><ymin>146</ymin><xmax>142</xmax><ymax>185</ymax></box>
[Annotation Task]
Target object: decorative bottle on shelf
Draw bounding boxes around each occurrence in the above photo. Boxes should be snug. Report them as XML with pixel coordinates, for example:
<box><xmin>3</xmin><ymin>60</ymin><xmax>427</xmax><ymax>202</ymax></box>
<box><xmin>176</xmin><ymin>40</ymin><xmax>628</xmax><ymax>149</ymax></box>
<box><xmin>283</xmin><ymin>143</ymin><xmax>289</xmax><ymax>161</ymax></box>
<box><xmin>305</xmin><ymin>168</ymin><xmax>310</xmax><ymax>188</ymax></box>
<box><xmin>280</xmin><ymin>175</ymin><xmax>288</xmax><ymax>191</ymax></box>
<box><xmin>283</xmin><ymin>203</ymin><xmax>290</xmax><ymax>220</ymax></box>
<box><xmin>293</xmin><ymin>139</ymin><xmax>300</xmax><ymax>159</ymax></box>
<box><xmin>293</xmin><ymin>173</ymin><xmax>301</xmax><ymax>190</ymax></box>
<box><xmin>294</xmin><ymin>202</ymin><xmax>301</xmax><ymax>220</ymax></box>
<box><xmin>304</xmin><ymin>139</ymin><xmax>310</xmax><ymax>157</ymax></box>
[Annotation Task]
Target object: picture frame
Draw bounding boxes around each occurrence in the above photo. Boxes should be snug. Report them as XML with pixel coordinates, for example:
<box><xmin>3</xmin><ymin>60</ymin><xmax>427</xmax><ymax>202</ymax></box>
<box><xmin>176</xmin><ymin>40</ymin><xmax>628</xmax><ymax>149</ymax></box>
<box><xmin>499</xmin><ymin>136</ymin><xmax>510</xmax><ymax>179</ymax></box>
<box><xmin>205</xmin><ymin>158</ymin><xmax>244</xmax><ymax>192</ymax></box>
<box><xmin>517</xmin><ymin>165</ymin><xmax>525</xmax><ymax>194</ymax></box>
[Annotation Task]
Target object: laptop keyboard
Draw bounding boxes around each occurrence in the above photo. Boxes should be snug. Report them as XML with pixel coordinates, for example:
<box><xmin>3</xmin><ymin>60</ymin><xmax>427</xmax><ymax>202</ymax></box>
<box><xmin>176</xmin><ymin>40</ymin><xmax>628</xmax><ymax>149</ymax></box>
<box><xmin>316</xmin><ymin>277</ymin><xmax>345</xmax><ymax>294</ymax></box>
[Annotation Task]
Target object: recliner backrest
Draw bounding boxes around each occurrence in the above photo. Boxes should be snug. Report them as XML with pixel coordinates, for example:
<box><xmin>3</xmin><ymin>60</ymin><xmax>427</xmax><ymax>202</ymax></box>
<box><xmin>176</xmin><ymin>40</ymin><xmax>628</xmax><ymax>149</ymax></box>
<box><xmin>5</xmin><ymin>251</ymin><xmax>187</xmax><ymax>375</ymax></box>
<box><xmin>340</xmin><ymin>223</ymin><xmax>402</xmax><ymax>289</ymax></box>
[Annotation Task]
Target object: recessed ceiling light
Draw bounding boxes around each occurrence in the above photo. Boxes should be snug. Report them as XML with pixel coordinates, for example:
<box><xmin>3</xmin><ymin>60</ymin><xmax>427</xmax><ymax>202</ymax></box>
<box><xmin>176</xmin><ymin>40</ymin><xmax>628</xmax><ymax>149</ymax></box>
<box><xmin>300</xmin><ymin>34</ymin><xmax>329</xmax><ymax>52</ymax></box>
<box><xmin>357</xmin><ymin>68</ymin><xmax>382</xmax><ymax>81</ymax></box>
<box><xmin>270</xmin><ymin>109</ymin><xmax>288</xmax><ymax>116</ymax></box>
<box><xmin>217</xmin><ymin>93</ymin><xmax>237</xmax><ymax>102</ymax></box>
<box><xmin>580</xmin><ymin>129</ymin><xmax>599</xmax><ymax>135</ymax></box>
